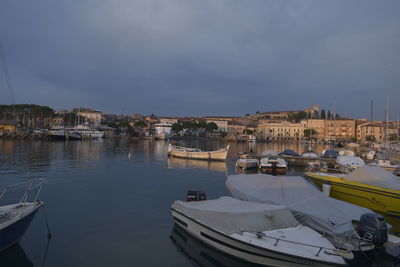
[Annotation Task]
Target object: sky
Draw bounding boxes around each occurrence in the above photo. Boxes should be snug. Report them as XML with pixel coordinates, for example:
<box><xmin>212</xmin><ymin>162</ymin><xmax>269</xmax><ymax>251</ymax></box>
<box><xmin>0</xmin><ymin>0</ymin><xmax>399</xmax><ymax>120</ymax></box>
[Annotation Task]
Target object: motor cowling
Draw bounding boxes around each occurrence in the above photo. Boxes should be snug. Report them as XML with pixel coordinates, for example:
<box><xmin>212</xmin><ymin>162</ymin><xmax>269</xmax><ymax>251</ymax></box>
<box><xmin>358</xmin><ymin>213</ymin><xmax>388</xmax><ymax>246</ymax></box>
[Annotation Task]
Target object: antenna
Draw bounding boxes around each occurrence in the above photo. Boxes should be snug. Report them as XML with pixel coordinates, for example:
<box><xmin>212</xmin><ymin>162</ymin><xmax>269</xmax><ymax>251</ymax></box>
<box><xmin>370</xmin><ymin>100</ymin><xmax>373</xmax><ymax>122</ymax></box>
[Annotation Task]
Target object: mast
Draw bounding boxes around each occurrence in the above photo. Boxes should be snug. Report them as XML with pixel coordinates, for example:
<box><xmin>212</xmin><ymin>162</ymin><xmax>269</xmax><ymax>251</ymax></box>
<box><xmin>385</xmin><ymin>96</ymin><xmax>389</xmax><ymax>144</ymax></box>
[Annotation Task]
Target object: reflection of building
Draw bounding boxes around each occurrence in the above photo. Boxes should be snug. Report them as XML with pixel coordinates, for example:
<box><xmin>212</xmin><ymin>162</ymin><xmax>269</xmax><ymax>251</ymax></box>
<box><xmin>0</xmin><ymin>120</ymin><xmax>17</xmax><ymax>134</ymax></box>
<box><xmin>257</xmin><ymin>121</ymin><xmax>304</xmax><ymax>141</ymax></box>
<box><xmin>356</xmin><ymin>122</ymin><xmax>384</xmax><ymax>143</ymax></box>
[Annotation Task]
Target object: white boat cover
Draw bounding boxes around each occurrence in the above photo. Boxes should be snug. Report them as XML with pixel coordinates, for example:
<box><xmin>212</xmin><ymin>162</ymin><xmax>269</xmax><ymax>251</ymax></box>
<box><xmin>261</xmin><ymin>150</ymin><xmax>278</xmax><ymax>157</ymax></box>
<box><xmin>336</xmin><ymin>156</ymin><xmax>365</xmax><ymax>169</ymax></box>
<box><xmin>226</xmin><ymin>174</ymin><xmax>372</xmax><ymax>237</ymax></box>
<box><xmin>343</xmin><ymin>166</ymin><xmax>400</xmax><ymax>190</ymax></box>
<box><xmin>172</xmin><ymin>196</ymin><xmax>299</xmax><ymax>234</ymax></box>
<box><xmin>338</xmin><ymin>150</ymin><xmax>355</xmax><ymax>157</ymax></box>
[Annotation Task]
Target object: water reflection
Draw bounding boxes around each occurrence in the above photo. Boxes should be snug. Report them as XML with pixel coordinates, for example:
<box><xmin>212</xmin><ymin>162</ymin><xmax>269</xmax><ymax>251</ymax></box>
<box><xmin>170</xmin><ymin>225</ymin><xmax>259</xmax><ymax>267</ymax></box>
<box><xmin>167</xmin><ymin>158</ymin><xmax>227</xmax><ymax>173</ymax></box>
<box><xmin>0</xmin><ymin>244</ymin><xmax>33</xmax><ymax>267</ymax></box>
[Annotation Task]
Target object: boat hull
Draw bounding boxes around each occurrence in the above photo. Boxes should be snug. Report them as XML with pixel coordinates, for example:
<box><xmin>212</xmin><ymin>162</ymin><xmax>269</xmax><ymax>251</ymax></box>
<box><xmin>236</xmin><ymin>160</ymin><xmax>259</xmax><ymax>169</ymax></box>
<box><xmin>170</xmin><ymin>147</ymin><xmax>229</xmax><ymax>161</ymax></box>
<box><xmin>305</xmin><ymin>172</ymin><xmax>400</xmax><ymax>218</ymax></box>
<box><xmin>171</xmin><ymin>208</ymin><xmax>345</xmax><ymax>267</ymax></box>
<box><xmin>0</xmin><ymin>203</ymin><xmax>42</xmax><ymax>252</ymax></box>
<box><xmin>260</xmin><ymin>166</ymin><xmax>287</xmax><ymax>174</ymax></box>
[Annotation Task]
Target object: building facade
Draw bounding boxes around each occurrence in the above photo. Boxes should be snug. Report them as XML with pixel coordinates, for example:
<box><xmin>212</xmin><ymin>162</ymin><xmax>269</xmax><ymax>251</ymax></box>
<box><xmin>257</xmin><ymin>121</ymin><xmax>304</xmax><ymax>141</ymax></box>
<box><xmin>356</xmin><ymin>122</ymin><xmax>384</xmax><ymax>143</ymax></box>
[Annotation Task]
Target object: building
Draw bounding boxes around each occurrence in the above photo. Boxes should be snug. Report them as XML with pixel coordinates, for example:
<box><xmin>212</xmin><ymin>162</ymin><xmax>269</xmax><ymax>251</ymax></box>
<box><xmin>227</xmin><ymin>122</ymin><xmax>246</xmax><ymax>136</ymax></box>
<box><xmin>257</xmin><ymin>120</ymin><xmax>305</xmax><ymax>141</ymax></box>
<box><xmin>52</xmin><ymin>117</ymin><xmax>64</xmax><ymax>127</ymax></box>
<box><xmin>256</xmin><ymin>105</ymin><xmax>320</xmax><ymax>119</ymax></box>
<box><xmin>301</xmin><ymin>119</ymin><xmax>325</xmax><ymax>140</ymax></box>
<box><xmin>159</xmin><ymin>117</ymin><xmax>179</xmax><ymax>125</ymax></box>
<box><xmin>356</xmin><ymin>122</ymin><xmax>384</xmax><ymax>143</ymax></box>
<box><xmin>0</xmin><ymin>120</ymin><xmax>17</xmax><ymax>134</ymax></box>
<box><xmin>203</xmin><ymin>116</ymin><xmax>238</xmax><ymax>122</ymax></box>
<box><xmin>74</xmin><ymin>108</ymin><xmax>102</xmax><ymax>127</ymax></box>
<box><xmin>325</xmin><ymin>119</ymin><xmax>356</xmax><ymax>142</ymax></box>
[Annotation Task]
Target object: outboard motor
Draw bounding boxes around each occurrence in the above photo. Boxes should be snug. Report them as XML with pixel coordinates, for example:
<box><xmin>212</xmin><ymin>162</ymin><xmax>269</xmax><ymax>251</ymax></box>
<box><xmin>358</xmin><ymin>213</ymin><xmax>388</xmax><ymax>246</ymax></box>
<box><xmin>186</xmin><ymin>190</ymin><xmax>206</xmax><ymax>202</ymax></box>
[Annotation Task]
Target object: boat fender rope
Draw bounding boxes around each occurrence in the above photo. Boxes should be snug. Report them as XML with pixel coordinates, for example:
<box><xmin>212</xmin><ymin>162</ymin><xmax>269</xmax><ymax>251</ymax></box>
<box><xmin>42</xmin><ymin>205</ymin><xmax>52</xmax><ymax>239</ymax></box>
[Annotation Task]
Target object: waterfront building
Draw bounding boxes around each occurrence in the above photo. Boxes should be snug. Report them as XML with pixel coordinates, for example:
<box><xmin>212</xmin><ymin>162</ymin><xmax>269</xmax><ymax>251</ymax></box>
<box><xmin>0</xmin><ymin>120</ymin><xmax>17</xmax><ymax>134</ymax></box>
<box><xmin>159</xmin><ymin>117</ymin><xmax>179</xmax><ymax>125</ymax></box>
<box><xmin>257</xmin><ymin>120</ymin><xmax>305</xmax><ymax>141</ymax></box>
<box><xmin>74</xmin><ymin>108</ymin><xmax>102</xmax><ymax>127</ymax></box>
<box><xmin>324</xmin><ymin>119</ymin><xmax>356</xmax><ymax>142</ymax></box>
<box><xmin>356</xmin><ymin>121</ymin><xmax>384</xmax><ymax>143</ymax></box>
<box><xmin>227</xmin><ymin>121</ymin><xmax>246</xmax><ymax>136</ymax></box>
<box><xmin>52</xmin><ymin>117</ymin><xmax>64</xmax><ymax>127</ymax></box>
<box><xmin>301</xmin><ymin>119</ymin><xmax>325</xmax><ymax>141</ymax></box>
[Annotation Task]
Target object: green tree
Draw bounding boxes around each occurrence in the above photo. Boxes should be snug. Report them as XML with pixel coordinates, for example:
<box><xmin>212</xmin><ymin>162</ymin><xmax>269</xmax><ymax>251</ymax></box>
<box><xmin>327</xmin><ymin>110</ymin><xmax>332</xmax><ymax>119</ymax></box>
<box><xmin>304</xmin><ymin>129</ymin><xmax>318</xmax><ymax>138</ymax></box>
<box><xmin>290</xmin><ymin>111</ymin><xmax>308</xmax><ymax>122</ymax></box>
<box><xmin>171</xmin><ymin>123</ymin><xmax>183</xmax><ymax>133</ymax></box>
<box><xmin>243</xmin><ymin>129</ymin><xmax>254</xmax><ymax>135</ymax></box>
<box><xmin>320</xmin><ymin>109</ymin><xmax>326</xmax><ymax>119</ymax></box>
<box><xmin>205</xmin><ymin>122</ymin><xmax>218</xmax><ymax>132</ymax></box>
<box><xmin>134</xmin><ymin>120</ymin><xmax>147</xmax><ymax>128</ymax></box>
<box><xmin>335</xmin><ymin>113</ymin><xmax>340</xmax><ymax>119</ymax></box>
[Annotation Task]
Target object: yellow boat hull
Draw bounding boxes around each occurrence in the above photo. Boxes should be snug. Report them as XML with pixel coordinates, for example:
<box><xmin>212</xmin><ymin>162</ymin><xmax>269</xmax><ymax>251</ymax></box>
<box><xmin>305</xmin><ymin>172</ymin><xmax>400</xmax><ymax>218</ymax></box>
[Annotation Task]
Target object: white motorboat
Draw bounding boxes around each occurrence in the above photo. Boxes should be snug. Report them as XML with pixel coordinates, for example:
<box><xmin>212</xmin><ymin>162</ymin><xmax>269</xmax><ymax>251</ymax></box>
<box><xmin>301</xmin><ymin>151</ymin><xmax>319</xmax><ymax>158</ymax></box>
<box><xmin>48</xmin><ymin>126</ymin><xmax>66</xmax><ymax>140</ymax></box>
<box><xmin>68</xmin><ymin>125</ymin><xmax>104</xmax><ymax>140</ymax></box>
<box><xmin>226</xmin><ymin>174</ymin><xmax>380</xmax><ymax>252</ymax></box>
<box><xmin>154</xmin><ymin>123</ymin><xmax>172</xmax><ymax>140</ymax></box>
<box><xmin>259</xmin><ymin>157</ymin><xmax>287</xmax><ymax>174</ymax></box>
<box><xmin>171</xmin><ymin>196</ymin><xmax>350</xmax><ymax>266</ymax></box>
<box><xmin>236</xmin><ymin>153</ymin><xmax>259</xmax><ymax>169</ymax></box>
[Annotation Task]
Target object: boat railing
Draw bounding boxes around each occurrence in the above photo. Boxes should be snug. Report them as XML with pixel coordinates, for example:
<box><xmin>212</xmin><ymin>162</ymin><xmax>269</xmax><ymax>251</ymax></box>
<box><xmin>253</xmin><ymin>231</ymin><xmax>353</xmax><ymax>258</ymax></box>
<box><xmin>0</xmin><ymin>179</ymin><xmax>46</xmax><ymax>204</ymax></box>
<box><xmin>321</xmin><ymin>231</ymin><xmax>373</xmax><ymax>251</ymax></box>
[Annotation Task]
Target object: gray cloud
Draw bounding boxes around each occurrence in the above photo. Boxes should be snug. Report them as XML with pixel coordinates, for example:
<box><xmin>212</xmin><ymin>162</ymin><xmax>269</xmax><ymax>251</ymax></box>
<box><xmin>0</xmin><ymin>0</ymin><xmax>399</xmax><ymax>119</ymax></box>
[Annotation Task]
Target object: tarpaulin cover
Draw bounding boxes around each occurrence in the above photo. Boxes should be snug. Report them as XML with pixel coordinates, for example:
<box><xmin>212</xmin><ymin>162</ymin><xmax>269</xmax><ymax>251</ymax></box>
<box><xmin>172</xmin><ymin>196</ymin><xmax>299</xmax><ymax>234</ymax></box>
<box><xmin>343</xmin><ymin>166</ymin><xmax>400</xmax><ymax>190</ymax></box>
<box><xmin>226</xmin><ymin>174</ymin><xmax>372</xmax><ymax>237</ymax></box>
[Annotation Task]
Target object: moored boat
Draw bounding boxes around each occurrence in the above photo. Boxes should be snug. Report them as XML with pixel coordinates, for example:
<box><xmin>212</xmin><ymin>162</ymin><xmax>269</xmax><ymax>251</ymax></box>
<box><xmin>236</xmin><ymin>153</ymin><xmax>259</xmax><ymax>169</ymax></box>
<box><xmin>0</xmin><ymin>179</ymin><xmax>45</xmax><ymax>252</ymax></box>
<box><xmin>226</xmin><ymin>174</ymin><xmax>383</xmax><ymax>252</ymax></box>
<box><xmin>168</xmin><ymin>144</ymin><xmax>229</xmax><ymax>161</ymax></box>
<box><xmin>306</xmin><ymin>166</ymin><xmax>400</xmax><ymax>218</ymax></box>
<box><xmin>259</xmin><ymin>157</ymin><xmax>287</xmax><ymax>174</ymax></box>
<box><xmin>171</xmin><ymin>196</ymin><xmax>349</xmax><ymax>266</ymax></box>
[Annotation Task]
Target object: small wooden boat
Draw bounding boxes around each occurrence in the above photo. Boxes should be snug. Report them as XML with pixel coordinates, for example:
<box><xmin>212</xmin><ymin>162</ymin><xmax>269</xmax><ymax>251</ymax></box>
<box><xmin>236</xmin><ymin>153</ymin><xmax>259</xmax><ymax>169</ymax></box>
<box><xmin>168</xmin><ymin>144</ymin><xmax>229</xmax><ymax>161</ymax></box>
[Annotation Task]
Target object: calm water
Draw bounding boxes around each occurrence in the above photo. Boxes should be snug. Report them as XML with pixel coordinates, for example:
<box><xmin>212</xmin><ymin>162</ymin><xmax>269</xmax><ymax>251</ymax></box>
<box><xmin>0</xmin><ymin>139</ymin><xmax>398</xmax><ymax>266</ymax></box>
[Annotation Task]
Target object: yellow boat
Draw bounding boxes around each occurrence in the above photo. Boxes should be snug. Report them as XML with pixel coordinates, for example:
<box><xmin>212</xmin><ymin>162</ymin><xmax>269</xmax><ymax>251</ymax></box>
<box><xmin>305</xmin><ymin>166</ymin><xmax>400</xmax><ymax>219</ymax></box>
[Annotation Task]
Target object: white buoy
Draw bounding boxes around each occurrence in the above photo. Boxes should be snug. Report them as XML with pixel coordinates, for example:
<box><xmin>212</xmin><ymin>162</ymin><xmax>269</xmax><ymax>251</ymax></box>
<box><xmin>322</xmin><ymin>183</ymin><xmax>331</xmax><ymax>197</ymax></box>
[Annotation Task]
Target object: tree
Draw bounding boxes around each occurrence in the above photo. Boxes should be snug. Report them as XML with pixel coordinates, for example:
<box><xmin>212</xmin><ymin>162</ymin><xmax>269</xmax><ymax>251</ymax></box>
<box><xmin>327</xmin><ymin>110</ymin><xmax>332</xmax><ymax>119</ymax></box>
<box><xmin>243</xmin><ymin>129</ymin><xmax>254</xmax><ymax>135</ymax></box>
<box><xmin>289</xmin><ymin>111</ymin><xmax>307</xmax><ymax>122</ymax></box>
<box><xmin>304</xmin><ymin>129</ymin><xmax>318</xmax><ymax>138</ymax></box>
<box><xmin>335</xmin><ymin>113</ymin><xmax>340</xmax><ymax>119</ymax></box>
<box><xmin>205</xmin><ymin>122</ymin><xmax>218</xmax><ymax>133</ymax></box>
<box><xmin>320</xmin><ymin>109</ymin><xmax>326</xmax><ymax>119</ymax></box>
<box><xmin>134</xmin><ymin>120</ymin><xmax>147</xmax><ymax>128</ymax></box>
<box><xmin>171</xmin><ymin>123</ymin><xmax>183</xmax><ymax>133</ymax></box>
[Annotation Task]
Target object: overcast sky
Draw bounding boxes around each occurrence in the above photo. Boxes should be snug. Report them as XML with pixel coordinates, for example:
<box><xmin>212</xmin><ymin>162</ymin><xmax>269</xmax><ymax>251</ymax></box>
<box><xmin>0</xmin><ymin>0</ymin><xmax>399</xmax><ymax>119</ymax></box>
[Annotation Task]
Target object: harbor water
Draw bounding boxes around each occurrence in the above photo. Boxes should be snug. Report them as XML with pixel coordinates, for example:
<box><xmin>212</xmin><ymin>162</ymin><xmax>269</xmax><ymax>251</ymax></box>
<box><xmin>0</xmin><ymin>139</ymin><xmax>399</xmax><ymax>266</ymax></box>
